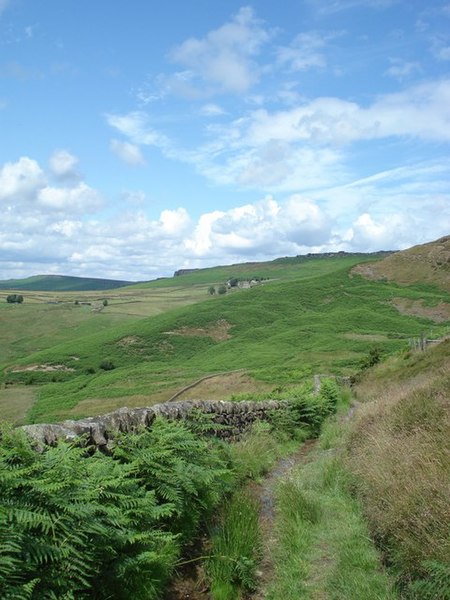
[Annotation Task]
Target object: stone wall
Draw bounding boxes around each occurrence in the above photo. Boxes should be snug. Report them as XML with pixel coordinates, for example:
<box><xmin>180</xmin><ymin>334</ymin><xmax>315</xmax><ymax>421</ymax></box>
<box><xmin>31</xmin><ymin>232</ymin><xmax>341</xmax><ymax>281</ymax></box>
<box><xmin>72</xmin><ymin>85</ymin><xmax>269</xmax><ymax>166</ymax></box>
<box><xmin>21</xmin><ymin>399</ymin><xmax>289</xmax><ymax>450</ymax></box>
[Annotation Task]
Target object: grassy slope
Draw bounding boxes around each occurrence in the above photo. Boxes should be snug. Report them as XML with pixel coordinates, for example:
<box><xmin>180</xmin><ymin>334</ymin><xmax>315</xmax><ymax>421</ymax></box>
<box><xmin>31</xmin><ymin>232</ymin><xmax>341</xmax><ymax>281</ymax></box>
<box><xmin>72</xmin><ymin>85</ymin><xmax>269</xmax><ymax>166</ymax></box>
<box><xmin>5</xmin><ymin>260</ymin><xmax>449</xmax><ymax>424</ymax></box>
<box><xmin>353</xmin><ymin>235</ymin><xmax>450</xmax><ymax>291</ymax></box>
<box><xmin>347</xmin><ymin>340</ymin><xmax>450</xmax><ymax>598</ymax></box>
<box><xmin>0</xmin><ymin>274</ymin><xmax>135</xmax><ymax>291</ymax></box>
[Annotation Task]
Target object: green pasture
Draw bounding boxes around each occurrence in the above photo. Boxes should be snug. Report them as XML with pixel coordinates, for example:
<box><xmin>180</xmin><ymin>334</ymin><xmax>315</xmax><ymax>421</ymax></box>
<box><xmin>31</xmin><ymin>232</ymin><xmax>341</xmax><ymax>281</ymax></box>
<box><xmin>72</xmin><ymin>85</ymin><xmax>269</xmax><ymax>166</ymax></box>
<box><xmin>2</xmin><ymin>257</ymin><xmax>448</xmax><ymax>424</ymax></box>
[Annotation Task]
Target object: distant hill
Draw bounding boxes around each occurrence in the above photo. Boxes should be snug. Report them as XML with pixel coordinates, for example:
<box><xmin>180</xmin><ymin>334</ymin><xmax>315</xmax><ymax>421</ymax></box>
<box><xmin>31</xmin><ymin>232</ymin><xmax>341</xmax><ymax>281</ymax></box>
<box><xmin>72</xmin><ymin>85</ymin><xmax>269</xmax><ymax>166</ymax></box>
<box><xmin>353</xmin><ymin>236</ymin><xmax>450</xmax><ymax>291</ymax></box>
<box><xmin>0</xmin><ymin>274</ymin><xmax>135</xmax><ymax>292</ymax></box>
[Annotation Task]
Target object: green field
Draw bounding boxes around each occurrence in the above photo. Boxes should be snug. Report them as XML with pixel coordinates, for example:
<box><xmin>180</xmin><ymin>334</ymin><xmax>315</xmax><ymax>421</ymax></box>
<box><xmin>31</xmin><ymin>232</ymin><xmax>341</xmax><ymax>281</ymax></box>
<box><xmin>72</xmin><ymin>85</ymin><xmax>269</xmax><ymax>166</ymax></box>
<box><xmin>2</xmin><ymin>252</ymin><xmax>449</xmax><ymax>424</ymax></box>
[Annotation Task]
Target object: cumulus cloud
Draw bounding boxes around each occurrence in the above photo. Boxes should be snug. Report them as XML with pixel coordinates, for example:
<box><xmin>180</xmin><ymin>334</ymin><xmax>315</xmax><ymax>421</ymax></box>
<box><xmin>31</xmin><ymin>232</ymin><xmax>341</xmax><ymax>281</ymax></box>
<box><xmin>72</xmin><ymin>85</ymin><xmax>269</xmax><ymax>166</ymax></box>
<box><xmin>110</xmin><ymin>139</ymin><xmax>146</xmax><ymax>166</ymax></box>
<box><xmin>38</xmin><ymin>182</ymin><xmax>103</xmax><ymax>213</ymax></box>
<box><xmin>170</xmin><ymin>6</ymin><xmax>271</xmax><ymax>95</ymax></box>
<box><xmin>346</xmin><ymin>213</ymin><xmax>415</xmax><ymax>251</ymax></box>
<box><xmin>49</xmin><ymin>150</ymin><xmax>80</xmax><ymax>180</ymax></box>
<box><xmin>1</xmin><ymin>150</ymin><xmax>449</xmax><ymax>281</ymax></box>
<box><xmin>185</xmin><ymin>196</ymin><xmax>331</xmax><ymax>258</ymax></box>
<box><xmin>0</xmin><ymin>157</ymin><xmax>46</xmax><ymax>203</ymax></box>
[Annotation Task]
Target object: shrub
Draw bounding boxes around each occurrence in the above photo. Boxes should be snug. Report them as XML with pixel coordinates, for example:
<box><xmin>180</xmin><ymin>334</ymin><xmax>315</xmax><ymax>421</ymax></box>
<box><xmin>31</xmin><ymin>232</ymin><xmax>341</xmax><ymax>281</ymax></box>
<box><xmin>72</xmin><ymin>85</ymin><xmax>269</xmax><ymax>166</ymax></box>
<box><xmin>6</xmin><ymin>294</ymin><xmax>23</xmax><ymax>304</ymax></box>
<box><xmin>99</xmin><ymin>359</ymin><xmax>115</xmax><ymax>371</ymax></box>
<box><xmin>217</xmin><ymin>284</ymin><xmax>227</xmax><ymax>295</ymax></box>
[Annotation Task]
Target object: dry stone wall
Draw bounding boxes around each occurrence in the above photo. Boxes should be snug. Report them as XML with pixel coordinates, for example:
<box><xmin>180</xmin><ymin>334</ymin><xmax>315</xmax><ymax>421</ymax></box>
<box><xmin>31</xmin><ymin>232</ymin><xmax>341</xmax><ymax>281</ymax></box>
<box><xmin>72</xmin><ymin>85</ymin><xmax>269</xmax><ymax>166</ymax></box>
<box><xmin>21</xmin><ymin>399</ymin><xmax>289</xmax><ymax>450</ymax></box>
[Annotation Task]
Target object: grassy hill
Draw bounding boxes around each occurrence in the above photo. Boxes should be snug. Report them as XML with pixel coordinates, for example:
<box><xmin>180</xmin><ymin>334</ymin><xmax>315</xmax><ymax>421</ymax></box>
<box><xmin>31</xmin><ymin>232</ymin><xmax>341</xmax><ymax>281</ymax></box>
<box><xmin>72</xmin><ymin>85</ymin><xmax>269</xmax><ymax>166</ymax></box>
<box><xmin>0</xmin><ymin>274</ymin><xmax>135</xmax><ymax>291</ymax></box>
<box><xmin>2</xmin><ymin>256</ymin><xmax>449</xmax><ymax>424</ymax></box>
<box><xmin>353</xmin><ymin>236</ymin><xmax>450</xmax><ymax>291</ymax></box>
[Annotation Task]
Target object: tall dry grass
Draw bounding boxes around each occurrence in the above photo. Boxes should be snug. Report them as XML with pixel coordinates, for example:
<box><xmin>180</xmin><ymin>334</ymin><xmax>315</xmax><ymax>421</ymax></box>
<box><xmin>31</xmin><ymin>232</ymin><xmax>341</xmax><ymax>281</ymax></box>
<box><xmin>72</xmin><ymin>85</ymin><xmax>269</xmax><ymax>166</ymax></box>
<box><xmin>347</xmin><ymin>345</ymin><xmax>450</xmax><ymax>596</ymax></box>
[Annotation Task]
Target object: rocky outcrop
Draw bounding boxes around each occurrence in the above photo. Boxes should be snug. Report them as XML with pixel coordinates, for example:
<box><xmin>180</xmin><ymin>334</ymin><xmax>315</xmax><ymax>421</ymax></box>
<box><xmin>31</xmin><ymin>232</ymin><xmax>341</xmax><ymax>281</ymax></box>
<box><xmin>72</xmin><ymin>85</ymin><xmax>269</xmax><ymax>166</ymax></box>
<box><xmin>21</xmin><ymin>399</ymin><xmax>289</xmax><ymax>450</ymax></box>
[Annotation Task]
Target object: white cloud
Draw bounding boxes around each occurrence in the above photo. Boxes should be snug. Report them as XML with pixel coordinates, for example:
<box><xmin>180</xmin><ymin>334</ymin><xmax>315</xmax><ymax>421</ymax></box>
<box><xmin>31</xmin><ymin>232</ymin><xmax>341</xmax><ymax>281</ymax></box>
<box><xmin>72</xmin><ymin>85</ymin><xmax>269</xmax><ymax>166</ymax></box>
<box><xmin>48</xmin><ymin>220</ymin><xmax>83</xmax><ymax>237</ymax></box>
<box><xmin>38</xmin><ymin>182</ymin><xmax>103</xmax><ymax>213</ymax></box>
<box><xmin>105</xmin><ymin>79</ymin><xmax>450</xmax><ymax>196</ymax></box>
<box><xmin>237</xmin><ymin>79</ymin><xmax>450</xmax><ymax>148</ymax></box>
<box><xmin>121</xmin><ymin>190</ymin><xmax>147</xmax><ymax>205</ymax></box>
<box><xmin>170</xmin><ymin>6</ymin><xmax>271</xmax><ymax>95</ymax></box>
<box><xmin>105</xmin><ymin>111</ymin><xmax>170</xmax><ymax>147</ymax></box>
<box><xmin>346</xmin><ymin>212</ymin><xmax>414</xmax><ymax>251</ymax></box>
<box><xmin>0</xmin><ymin>157</ymin><xmax>46</xmax><ymax>203</ymax></box>
<box><xmin>110</xmin><ymin>139</ymin><xmax>146</xmax><ymax>166</ymax></box>
<box><xmin>385</xmin><ymin>58</ymin><xmax>421</xmax><ymax>80</ymax></box>
<box><xmin>185</xmin><ymin>196</ymin><xmax>331</xmax><ymax>258</ymax></box>
<box><xmin>309</xmin><ymin>0</ymin><xmax>396</xmax><ymax>15</ymax></box>
<box><xmin>276</xmin><ymin>32</ymin><xmax>329</xmax><ymax>72</ymax></box>
<box><xmin>159</xmin><ymin>208</ymin><xmax>191</xmax><ymax>236</ymax></box>
<box><xmin>49</xmin><ymin>150</ymin><xmax>80</xmax><ymax>179</ymax></box>
<box><xmin>199</xmin><ymin>103</ymin><xmax>227</xmax><ymax>117</ymax></box>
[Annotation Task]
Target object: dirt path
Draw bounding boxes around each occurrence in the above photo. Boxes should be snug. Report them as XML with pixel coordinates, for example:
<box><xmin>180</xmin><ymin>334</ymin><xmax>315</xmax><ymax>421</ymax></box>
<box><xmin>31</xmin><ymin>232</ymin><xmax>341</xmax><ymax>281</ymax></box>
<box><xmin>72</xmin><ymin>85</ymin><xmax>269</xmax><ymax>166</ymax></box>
<box><xmin>165</xmin><ymin>439</ymin><xmax>320</xmax><ymax>600</ymax></box>
<box><xmin>251</xmin><ymin>439</ymin><xmax>319</xmax><ymax>599</ymax></box>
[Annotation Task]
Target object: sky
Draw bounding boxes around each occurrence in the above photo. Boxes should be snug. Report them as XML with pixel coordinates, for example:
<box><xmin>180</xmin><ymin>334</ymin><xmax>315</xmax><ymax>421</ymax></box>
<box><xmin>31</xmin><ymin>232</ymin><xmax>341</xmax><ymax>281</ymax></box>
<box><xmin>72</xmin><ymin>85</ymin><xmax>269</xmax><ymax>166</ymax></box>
<box><xmin>1</xmin><ymin>0</ymin><xmax>450</xmax><ymax>282</ymax></box>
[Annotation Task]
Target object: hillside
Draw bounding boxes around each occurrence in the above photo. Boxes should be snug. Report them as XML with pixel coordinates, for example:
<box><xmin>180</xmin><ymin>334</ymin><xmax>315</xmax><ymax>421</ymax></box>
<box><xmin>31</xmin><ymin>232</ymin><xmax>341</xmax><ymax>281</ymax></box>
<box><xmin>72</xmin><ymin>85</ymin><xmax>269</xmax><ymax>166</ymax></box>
<box><xmin>352</xmin><ymin>236</ymin><xmax>450</xmax><ymax>291</ymax></box>
<box><xmin>3</xmin><ymin>259</ymin><xmax>450</xmax><ymax>424</ymax></box>
<box><xmin>0</xmin><ymin>274</ymin><xmax>136</xmax><ymax>291</ymax></box>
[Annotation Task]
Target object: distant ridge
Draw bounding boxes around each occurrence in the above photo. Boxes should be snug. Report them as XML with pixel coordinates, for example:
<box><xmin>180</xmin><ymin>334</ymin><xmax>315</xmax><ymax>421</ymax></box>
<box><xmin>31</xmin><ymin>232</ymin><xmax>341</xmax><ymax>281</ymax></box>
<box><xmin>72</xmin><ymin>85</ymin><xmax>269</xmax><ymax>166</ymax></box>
<box><xmin>0</xmin><ymin>274</ymin><xmax>136</xmax><ymax>292</ymax></box>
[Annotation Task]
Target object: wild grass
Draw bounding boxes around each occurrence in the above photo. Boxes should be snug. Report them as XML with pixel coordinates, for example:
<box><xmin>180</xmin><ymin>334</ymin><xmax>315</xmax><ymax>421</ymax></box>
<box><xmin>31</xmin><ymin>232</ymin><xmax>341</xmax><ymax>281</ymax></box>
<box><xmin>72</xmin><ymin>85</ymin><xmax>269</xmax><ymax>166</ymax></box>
<box><xmin>348</xmin><ymin>341</ymin><xmax>450</xmax><ymax>597</ymax></box>
<box><xmin>0</xmin><ymin>385</ymin><xmax>37</xmax><ymax>425</ymax></box>
<box><xmin>207</xmin><ymin>491</ymin><xmax>262</xmax><ymax>600</ymax></box>
<box><xmin>264</xmin><ymin>397</ymin><xmax>397</xmax><ymax>600</ymax></box>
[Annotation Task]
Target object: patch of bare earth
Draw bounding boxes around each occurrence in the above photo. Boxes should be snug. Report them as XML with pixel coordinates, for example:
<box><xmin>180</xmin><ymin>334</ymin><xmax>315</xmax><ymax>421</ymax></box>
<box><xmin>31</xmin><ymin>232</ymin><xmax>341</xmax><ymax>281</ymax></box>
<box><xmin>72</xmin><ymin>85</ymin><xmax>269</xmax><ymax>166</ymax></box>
<box><xmin>10</xmin><ymin>364</ymin><xmax>75</xmax><ymax>373</ymax></box>
<box><xmin>117</xmin><ymin>335</ymin><xmax>144</xmax><ymax>347</ymax></box>
<box><xmin>164</xmin><ymin>319</ymin><xmax>232</xmax><ymax>342</ymax></box>
<box><xmin>391</xmin><ymin>297</ymin><xmax>450</xmax><ymax>322</ymax></box>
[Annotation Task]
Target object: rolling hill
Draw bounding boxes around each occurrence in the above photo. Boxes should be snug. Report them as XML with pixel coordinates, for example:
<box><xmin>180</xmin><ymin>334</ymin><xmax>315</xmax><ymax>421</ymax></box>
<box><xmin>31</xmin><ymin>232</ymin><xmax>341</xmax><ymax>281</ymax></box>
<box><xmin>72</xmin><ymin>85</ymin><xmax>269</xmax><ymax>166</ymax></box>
<box><xmin>1</xmin><ymin>243</ymin><xmax>449</xmax><ymax>425</ymax></box>
<box><xmin>0</xmin><ymin>274</ymin><xmax>136</xmax><ymax>291</ymax></box>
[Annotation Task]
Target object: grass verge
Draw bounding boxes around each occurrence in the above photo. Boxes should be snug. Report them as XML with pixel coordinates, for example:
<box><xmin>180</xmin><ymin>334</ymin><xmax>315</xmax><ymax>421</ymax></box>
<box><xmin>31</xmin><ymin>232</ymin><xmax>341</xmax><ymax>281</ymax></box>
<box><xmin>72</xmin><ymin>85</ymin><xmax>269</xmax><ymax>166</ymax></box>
<box><xmin>348</xmin><ymin>340</ymin><xmax>450</xmax><ymax>599</ymax></box>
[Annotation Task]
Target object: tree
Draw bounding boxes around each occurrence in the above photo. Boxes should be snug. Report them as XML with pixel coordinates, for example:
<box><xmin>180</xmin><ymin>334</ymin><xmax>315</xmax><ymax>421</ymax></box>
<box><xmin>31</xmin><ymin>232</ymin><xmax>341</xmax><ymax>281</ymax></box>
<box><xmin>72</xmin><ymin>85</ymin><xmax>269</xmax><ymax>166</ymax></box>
<box><xmin>207</xmin><ymin>286</ymin><xmax>216</xmax><ymax>295</ymax></box>
<box><xmin>102</xmin><ymin>299</ymin><xmax>108</xmax><ymax>307</ymax></box>
<box><xmin>6</xmin><ymin>294</ymin><xmax>23</xmax><ymax>304</ymax></box>
<box><xmin>217</xmin><ymin>284</ymin><xmax>227</xmax><ymax>295</ymax></box>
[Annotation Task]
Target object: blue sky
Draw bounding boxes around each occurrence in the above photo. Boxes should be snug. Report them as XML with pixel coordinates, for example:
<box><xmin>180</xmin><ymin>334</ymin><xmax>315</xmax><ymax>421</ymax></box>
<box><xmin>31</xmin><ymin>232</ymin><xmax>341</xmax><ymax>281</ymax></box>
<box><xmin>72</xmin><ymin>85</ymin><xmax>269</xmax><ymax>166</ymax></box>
<box><xmin>1</xmin><ymin>0</ymin><xmax>450</xmax><ymax>281</ymax></box>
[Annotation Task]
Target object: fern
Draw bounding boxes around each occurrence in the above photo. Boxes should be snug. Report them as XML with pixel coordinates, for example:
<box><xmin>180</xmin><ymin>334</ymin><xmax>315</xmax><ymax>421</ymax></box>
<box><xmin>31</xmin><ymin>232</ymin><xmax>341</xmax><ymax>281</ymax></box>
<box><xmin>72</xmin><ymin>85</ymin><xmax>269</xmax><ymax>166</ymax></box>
<box><xmin>407</xmin><ymin>561</ymin><xmax>450</xmax><ymax>600</ymax></box>
<box><xmin>0</xmin><ymin>417</ymin><xmax>234</xmax><ymax>599</ymax></box>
